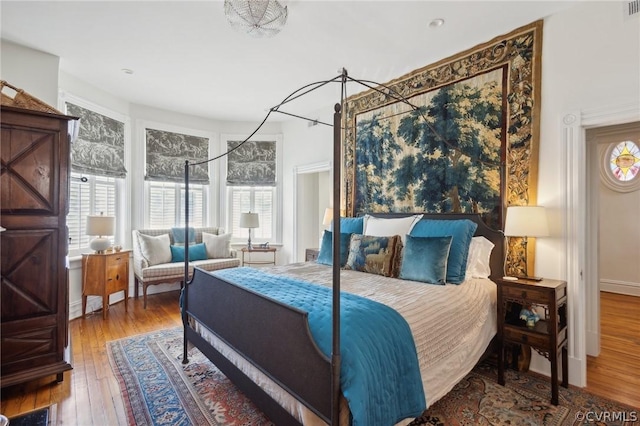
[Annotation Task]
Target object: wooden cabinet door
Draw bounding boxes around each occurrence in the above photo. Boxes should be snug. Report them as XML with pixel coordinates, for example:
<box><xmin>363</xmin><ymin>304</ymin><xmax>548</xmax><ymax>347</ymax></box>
<box><xmin>1</xmin><ymin>106</ymin><xmax>74</xmax><ymax>386</ymax></box>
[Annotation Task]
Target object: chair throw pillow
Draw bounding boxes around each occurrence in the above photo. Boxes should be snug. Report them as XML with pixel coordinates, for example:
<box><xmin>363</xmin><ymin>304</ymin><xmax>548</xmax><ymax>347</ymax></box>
<box><xmin>344</xmin><ymin>234</ymin><xmax>402</xmax><ymax>278</ymax></box>
<box><xmin>399</xmin><ymin>235</ymin><xmax>452</xmax><ymax>285</ymax></box>
<box><xmin>171</xmin><ymin>226</ymin><xmax>196</xmax><ymax>246</ymax></box>
<box><xmin>138</xmin><ymin>233</ymin><xmax>172</xmax><ymax>266</ymax></box>
<box><xmin>170</xmin><ymin>243</ymin><xmax>208</xmax><ymax>263</ymax></box>
<box><xmin>202</xmin><ymin>232</ymin><xmax>232</xmax><ymax>258</ymax></box>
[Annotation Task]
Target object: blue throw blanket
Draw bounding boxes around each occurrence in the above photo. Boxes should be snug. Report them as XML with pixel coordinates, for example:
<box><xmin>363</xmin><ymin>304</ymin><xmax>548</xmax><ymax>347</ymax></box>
<box><xmin>213</xmin><ymin>267</ymin><xmax>426</xmax><ymax>426</ymax></box>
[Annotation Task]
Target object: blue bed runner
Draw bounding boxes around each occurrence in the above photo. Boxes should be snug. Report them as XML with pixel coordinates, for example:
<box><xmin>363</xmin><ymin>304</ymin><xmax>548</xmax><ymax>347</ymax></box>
<box><xmin>213</xmin><ymin>267</ymin><xmax>426</xmax><ymax>426</ymax></box>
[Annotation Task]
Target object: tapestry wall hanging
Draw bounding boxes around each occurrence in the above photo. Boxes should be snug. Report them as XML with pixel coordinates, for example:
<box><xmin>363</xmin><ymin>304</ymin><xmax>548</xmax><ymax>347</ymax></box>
<box><xmin>343</xmin><ymin>20</ymin><xmax>543</xmax><ymax>276</ymax></box>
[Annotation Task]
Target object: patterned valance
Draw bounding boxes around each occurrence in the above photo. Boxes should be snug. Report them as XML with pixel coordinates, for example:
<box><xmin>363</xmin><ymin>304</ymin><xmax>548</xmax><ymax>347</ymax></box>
<box><xmin>66</xmin><ymin>102</ymin><xmax>127</xmax><ymax>178</ymax></box>
<box><xmin>226</xmin><ymin>140</ymin><xmax>276</xmax><ymax>186</ymax></box>
<box><xmin>145</xmin><ymin>128</ymin><xmax>210</xmax><ymax>184</ymax></box>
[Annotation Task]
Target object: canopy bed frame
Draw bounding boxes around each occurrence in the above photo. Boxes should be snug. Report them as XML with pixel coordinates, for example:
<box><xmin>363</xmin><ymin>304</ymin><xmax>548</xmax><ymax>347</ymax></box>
<box><xmin>180</xmin><ymin>69</ymin><xmax>506</xmax><ymax>425</ymax></box>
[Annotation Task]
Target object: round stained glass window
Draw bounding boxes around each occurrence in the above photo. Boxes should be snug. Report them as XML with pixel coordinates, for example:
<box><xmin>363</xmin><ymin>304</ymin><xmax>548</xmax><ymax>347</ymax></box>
<box><xmin>601</xmin><ymin>140</ymin><xmax>640</xmax><ymax>192</ymax></box>
<box><xmin>609</xmin><ymin>141</ymin><xmax>640</xmax><ymax>181</ymax></box>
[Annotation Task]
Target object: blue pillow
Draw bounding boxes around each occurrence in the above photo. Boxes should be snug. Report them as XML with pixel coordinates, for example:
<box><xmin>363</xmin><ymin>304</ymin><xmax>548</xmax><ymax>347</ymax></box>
<box><xmin>171</xmin><ymin>227</ymin><xmax>196</xmax><ymax>246</ymax></box>
<box><xmin>317</xmin><ymin>230</ymin><xmax>352</xmax><ymax>267</ymax></box>
<box><xmin>410</xmin><ymin>219</ymin><xmax>477</xmax><ymax>284</ymax></box>
<box><xmin>170</xmin><ymin>243</ymin><xmax>207</xmax><ymax>262</ymax></box>
<box><xmin>400</xmin><ymin>235</ymin><xmax>452</xmax><ymax>285</ymax></box>
<box><xmin>331</xmin><ymin>217</ymin><xmax>364</xmax><ymax>234</ymax></box>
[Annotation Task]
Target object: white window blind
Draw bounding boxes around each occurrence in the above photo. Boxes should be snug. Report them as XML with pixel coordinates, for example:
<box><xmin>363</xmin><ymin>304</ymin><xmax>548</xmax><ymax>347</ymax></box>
<box><xmin>68</xmin><ymin>173</ymin><xmax>117</xmax><ymax>254</ymax></box>
<box><xmin>146</xmin><ymin>181</ymin><xmax>205</xmax><ymax>228</ymax></box>
<box><xmin>229</xmin><ymin>186</ymin><xmax>274</xmax><ymax>240</ymax></box>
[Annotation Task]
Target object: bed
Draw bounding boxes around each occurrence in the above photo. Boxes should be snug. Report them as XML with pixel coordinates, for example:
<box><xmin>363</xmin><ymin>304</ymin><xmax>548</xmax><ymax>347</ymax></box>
<box><xmin>181</xmin><ymin>212</ymin><xmax>505</xmax><ymax>426</ymax></box>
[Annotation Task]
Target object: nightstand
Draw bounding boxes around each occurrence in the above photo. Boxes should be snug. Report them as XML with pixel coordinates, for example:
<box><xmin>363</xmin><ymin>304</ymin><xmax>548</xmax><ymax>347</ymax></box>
<box><xmin>305</xmin><ymin>248</ymin><xmax>320</xmax><ymax>262</ymax></box>
<box><xmin>497</xmin><ymin>277</ymin><xmax>568</xmax><ymax>405</ymax></box>
<box><xmin>241</xmin><ymin>247</ymin><xmax>276</xmax><ymax>267</ymax></box>
<box><xmin>82</xmin><ymin>251</ymin><xmax>130</xmax><ymax>319</ymax></box>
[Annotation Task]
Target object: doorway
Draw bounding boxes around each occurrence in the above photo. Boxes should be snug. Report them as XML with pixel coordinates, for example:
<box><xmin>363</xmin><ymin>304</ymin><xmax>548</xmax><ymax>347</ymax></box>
<box><xmin>584</xmin><ymin>122</ymin><xmax>640</xmax><ymax>406</ymax></box>
<box><xmin>293</xmin><ymin>162</ymin><xmax>331</xmax><ymax>263</ymax></box>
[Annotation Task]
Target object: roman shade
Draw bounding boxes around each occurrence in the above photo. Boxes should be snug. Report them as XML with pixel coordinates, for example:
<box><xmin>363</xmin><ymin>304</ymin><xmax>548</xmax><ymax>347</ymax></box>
<box><xmin>226</xmin><ymin>140</ymin><xmax>276</xmax><ymax>186</ymax></box>
<box><xmin>145</xmin><ymin>128</ymin><xmax>210</xmax><ymax>184</ymax></box>
<box><xmin>66</xmin><ymin>102</ymin><xmax>127</xmax><ymax>178</ymax></box>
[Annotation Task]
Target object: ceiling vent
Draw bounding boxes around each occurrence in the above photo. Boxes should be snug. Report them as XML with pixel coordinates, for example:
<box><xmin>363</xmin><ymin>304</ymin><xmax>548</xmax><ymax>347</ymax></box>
<box><xmin>624</xmin><ymin>0</ymin><xmax>639</xmax><ymax>19</ymax></box>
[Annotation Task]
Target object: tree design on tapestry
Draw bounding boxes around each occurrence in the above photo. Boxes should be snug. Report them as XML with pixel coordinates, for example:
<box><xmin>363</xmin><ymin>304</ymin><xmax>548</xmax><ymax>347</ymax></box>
<box><xmin>354</xmin><ymin>69</ymin><xmax>503</xmax><ymax>229</ymax></box>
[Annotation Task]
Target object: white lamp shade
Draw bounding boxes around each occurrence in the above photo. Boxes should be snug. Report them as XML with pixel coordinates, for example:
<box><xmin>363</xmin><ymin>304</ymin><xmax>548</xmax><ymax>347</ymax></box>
<box><xmin>239</xmin><ymin>212</ymin><xmax>259</xmax><ymax>229</ymax></box>
<box><xmin>86</xmin><ymin>215</ymin><xmax>115</xmax><ymax>236</ymax></box>
<box><xmin>504</xmin><ymin>206</ymin><xmax>549</xmax><ymax>237</ymax></box>
<box><xmin>322</xmin><ymin>208</ymin><xmax>333</xmax><ymax>227</ymax></box>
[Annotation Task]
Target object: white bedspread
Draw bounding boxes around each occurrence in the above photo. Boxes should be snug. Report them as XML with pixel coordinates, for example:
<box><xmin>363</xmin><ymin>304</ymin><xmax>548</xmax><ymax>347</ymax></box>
<box><xmin>191</xmin><ymin>262</ymin><xmax>497</xmax><ymax>425</ymax></box>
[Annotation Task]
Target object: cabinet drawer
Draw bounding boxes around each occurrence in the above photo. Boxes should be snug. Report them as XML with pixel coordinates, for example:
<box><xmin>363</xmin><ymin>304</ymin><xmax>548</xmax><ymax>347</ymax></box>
<box><xmin>106</xmin><ymin>254</ymin><xmax>128</xmax><ymax>268</ymax></box>
<box><xmin>504</xmin><ymin>325</ymin><xmax>550</xmax><ymax>349</ymax></box>
<box><xmin>501</xmin><ymin>285</ymin><xmax>547</xmax><ymax>304</ymax></box>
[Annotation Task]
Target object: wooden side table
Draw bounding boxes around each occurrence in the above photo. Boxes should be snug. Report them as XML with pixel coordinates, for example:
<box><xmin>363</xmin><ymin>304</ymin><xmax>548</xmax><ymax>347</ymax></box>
<box><xmin>496</xmin><ymin>277</ymin><xmax>569</xmax><ymax>405</ymax></box>
<box><xmin>305</xmin><ymin>248</ymin><xmax>320</xmax><ymax>262</ymax></box>
<box><xmin>82</xmin><ymin>250</ymin><xmax>130</xmax><ymax>319</ymax></box>
<box><xmin>241</xmin><ymin>247</ymin><xmax>276</xmax><ymax>267</ymax></box>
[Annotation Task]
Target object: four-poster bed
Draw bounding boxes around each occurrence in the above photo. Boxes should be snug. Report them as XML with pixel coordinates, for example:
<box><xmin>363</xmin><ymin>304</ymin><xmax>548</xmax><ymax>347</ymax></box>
<box><xmin>180</xmin><ymin>70</ymin><xmax>506</xmax><ymax>425</ymax></box>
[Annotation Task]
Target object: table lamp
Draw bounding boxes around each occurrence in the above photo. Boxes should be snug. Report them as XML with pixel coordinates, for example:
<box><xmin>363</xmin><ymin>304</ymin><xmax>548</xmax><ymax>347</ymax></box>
<box><xmin>86</xmin><ymin>213</ymin><xmax>115</xmax><ymax>254</ymax></box>
<box><xmin>503</xmin><ymin>205</ymin><xmax>549</xmax><ymax>281</ymax></box>
<box><xmin>322</xmin><ymin>207</ymin><xmax>333</xmax><ymax>228</ymax></box>
<box><xmin>239</xmin><ymin>212</ymin><xmax>259</xmax><ymax>249</ymax></box>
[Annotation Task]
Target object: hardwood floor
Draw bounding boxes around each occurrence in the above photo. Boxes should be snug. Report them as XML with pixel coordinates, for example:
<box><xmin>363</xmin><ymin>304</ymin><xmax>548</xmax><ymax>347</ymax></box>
<box><xmin>1</xmin><ymin>290</ymin><xmax>638</xmax><ymax>423</ymax></box>
<box><xmin>1</xmin><ymin>291</ymin><xmax>183</xmax><ymax>424</ymax></box>
<box><xmin>586</xmin><ymin>291</ymin><xmax>640</xmax><ymax>408</ymax></box>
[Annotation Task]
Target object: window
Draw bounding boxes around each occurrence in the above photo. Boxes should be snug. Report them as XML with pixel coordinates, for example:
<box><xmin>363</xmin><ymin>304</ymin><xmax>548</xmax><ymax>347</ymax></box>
<box><xmin>67</xmin><ymin>173</ymin><xmax>117</xmax><ymax>255</ymax></box>
<box><xmin>146</xmin><ymin>181</ymin><xmax>206</xmax><ymax>228</ymax></box>
<box><xmin>600</xmin><ymin>139</ymin><xmax>640</xmax><ymax>193</ymax></box>
<box><xmin>222</xmin><ymin>134</ymin><xmax>282</xmax><ymax>244</ymax></box>
<box><xmin>228</xmin><ymin>186</ymin><xmax>274</xmax><ymax>241</ymax></box>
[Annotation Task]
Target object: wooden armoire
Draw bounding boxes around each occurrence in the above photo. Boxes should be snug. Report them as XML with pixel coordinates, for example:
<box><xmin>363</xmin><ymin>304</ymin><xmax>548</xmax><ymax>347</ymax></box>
<box><xmin>1</xmin><ymin>105</ymin><xmax>77</xmax><ymax>387</ymax></box>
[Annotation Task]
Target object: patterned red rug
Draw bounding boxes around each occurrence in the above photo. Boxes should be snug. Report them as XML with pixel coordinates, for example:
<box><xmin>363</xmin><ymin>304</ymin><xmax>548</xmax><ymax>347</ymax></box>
<box><xmin>108</xmin><ymin>328</ymin><xmax>638</xmax><ymax>425</ymax></box>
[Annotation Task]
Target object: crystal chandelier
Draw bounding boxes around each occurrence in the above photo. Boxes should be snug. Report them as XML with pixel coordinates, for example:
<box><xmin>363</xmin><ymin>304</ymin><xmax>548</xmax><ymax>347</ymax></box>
<box><xmin>224</xmin><ymin>0</ymin><xmax>288</xmax><ymax>38</ymax></box>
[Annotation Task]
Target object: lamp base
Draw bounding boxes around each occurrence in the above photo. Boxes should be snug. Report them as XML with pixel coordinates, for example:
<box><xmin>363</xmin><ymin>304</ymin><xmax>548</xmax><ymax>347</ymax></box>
<box><xmin>90</xmin><ymin>237</ymin><xmax>110</xmax><ymax>254</ymax></box>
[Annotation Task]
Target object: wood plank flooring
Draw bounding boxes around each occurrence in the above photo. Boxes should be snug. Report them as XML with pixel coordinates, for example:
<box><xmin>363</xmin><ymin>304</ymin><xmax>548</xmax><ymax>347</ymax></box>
<box><xmin>586</xmin><ymin>291</ymin><xmax>640</xmax><ymax>408</ymax></box>
<box><xmin>1</xmin><ymin>290</ymin><xmax>638</xmax><ymax>423</ymax></box>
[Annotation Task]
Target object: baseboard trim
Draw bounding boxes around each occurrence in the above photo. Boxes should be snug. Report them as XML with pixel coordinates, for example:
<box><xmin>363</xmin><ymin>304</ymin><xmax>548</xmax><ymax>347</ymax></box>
<box><xmin>600</xmin><ymin>279</ymin><xmax>640</xmax><ymax>296</ymax></box>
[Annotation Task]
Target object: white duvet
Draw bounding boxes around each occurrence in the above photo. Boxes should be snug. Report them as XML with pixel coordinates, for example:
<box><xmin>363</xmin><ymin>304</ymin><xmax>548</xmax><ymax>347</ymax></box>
<box><xmin>191</xmin><ymin>262</ymin><xmax>497</xmax><ymax>425</ymax></box>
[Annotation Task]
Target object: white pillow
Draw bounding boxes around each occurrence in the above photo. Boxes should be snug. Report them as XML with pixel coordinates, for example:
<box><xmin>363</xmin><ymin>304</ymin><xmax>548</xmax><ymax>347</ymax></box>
<box><xmin>465</xmin><ymin>236</ymin><xmax>495</xmax><ymax>278</ymax></box>
<box><xmin>202</xmin><ymin>232</ymin><xmax>232</xmax><ymax>258</ymax></box>
<box><xmin>138</xmin><ymin>233</ymin><xmax>172</xmax><ymax>266</ymax></box>
<box><xmin>362</xmin><ymin>214</ymin><xmax>423</xmax><ymax>243</ymax></box>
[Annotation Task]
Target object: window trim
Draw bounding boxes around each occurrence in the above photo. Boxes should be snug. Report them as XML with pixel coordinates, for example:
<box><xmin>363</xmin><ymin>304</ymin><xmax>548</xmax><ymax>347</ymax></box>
<box><xmin>220</xmin><ymin>134</ymin><xmax>283</xmax><ymax>244</ymax></box>
<box><xmin>60</xmin><ymin>91</ymin><xmax>131</xmax><ymax>254</ymax></box>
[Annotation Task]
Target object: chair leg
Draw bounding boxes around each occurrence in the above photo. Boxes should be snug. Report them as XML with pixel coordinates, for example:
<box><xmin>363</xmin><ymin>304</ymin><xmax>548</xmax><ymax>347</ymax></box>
<box><xmin>143</xmin><ymin>283</ymin><xmax>148</xmax><ymax>309</ymax></box>
<box><xmin>134</xmin><ymin>277</ymin><xmax>139</xmax><ymax>298</ymax></box>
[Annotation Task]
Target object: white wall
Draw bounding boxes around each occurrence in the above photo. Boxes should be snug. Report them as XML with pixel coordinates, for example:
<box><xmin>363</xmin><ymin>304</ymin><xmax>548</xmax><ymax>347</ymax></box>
<box><xmin>1</xmin><ymin>40</ymin><xmax>59</xmax><ymax>107</ymax></box>
<box><xmin>534</xmin><ymin>1</ymin><xmax>639</xmax><ymax>378</ymax></box>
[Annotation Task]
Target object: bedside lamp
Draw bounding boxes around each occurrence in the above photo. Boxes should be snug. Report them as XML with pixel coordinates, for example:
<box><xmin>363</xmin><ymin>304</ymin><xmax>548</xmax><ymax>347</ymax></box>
<box><xmin>504</xmin><ymin>206</ymin><xmax>549</xmax><ymax>281</ymax></box>
<box><xmin>322</xmin><ymin>207</ymin><xmax>333</xmax><ymax>229</ymax></box>
<box><xmin>239</xmin><ymin>212</ymin><xmax>259</xmax><ymax>250</ymax></box>
<box><xmin>86</xmin><ymin>213</ymin><xmax>115</xmax><ymax>254</ymax></box>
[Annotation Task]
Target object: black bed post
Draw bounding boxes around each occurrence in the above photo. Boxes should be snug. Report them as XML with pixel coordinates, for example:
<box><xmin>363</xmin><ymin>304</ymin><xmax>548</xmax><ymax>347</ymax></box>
<box><xmin>182</xmin><ymin>160</ymin><xmax>190</xmax><ymax>364</ymax></box>
<box><xmin>331</xmin><ymin>101</ymin><xmax>342</xmax><ymax>425</ymax></box>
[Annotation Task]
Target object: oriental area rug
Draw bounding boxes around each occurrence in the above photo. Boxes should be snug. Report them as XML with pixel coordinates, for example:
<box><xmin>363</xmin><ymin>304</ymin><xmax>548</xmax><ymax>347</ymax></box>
<box><xmin>108</xmin><ymin>328</ymin><xmax>638</xmax><ymax>426</ymax></box>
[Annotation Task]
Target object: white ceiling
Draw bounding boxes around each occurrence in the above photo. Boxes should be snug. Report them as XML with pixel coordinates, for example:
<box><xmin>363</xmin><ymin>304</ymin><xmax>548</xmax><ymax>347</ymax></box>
<box><xmin>1</xmin><ymin>1</ymin><xmax>577</xmax><ymax>122</ymax></box>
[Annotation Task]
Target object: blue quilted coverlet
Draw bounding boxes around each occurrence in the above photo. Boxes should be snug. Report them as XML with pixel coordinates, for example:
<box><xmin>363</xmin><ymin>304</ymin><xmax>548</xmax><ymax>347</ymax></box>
<box><xmin>213</xmin><ymin>267</ymin><xmax>426</xmax><ymax>426</ymax></box>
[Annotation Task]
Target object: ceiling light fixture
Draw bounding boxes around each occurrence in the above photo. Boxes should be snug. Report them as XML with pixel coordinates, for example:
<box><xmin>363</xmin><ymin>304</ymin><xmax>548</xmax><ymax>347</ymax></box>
<box><xmin>429</xmin><ymin>18</ymin><xmax>445</xmax><ymax>28</ymax></box>
<box><xmin>224</xmin><ymin>0</ymin><xmax>288</xmax><ymax>38</ymax></box>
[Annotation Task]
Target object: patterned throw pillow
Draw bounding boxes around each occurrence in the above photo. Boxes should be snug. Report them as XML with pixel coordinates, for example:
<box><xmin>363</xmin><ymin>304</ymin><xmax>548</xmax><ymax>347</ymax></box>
<box><xmin>345</xmin><ymin>234</ymin><xmax>403</xmax><ymax>278</ymax></box>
